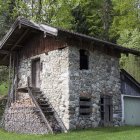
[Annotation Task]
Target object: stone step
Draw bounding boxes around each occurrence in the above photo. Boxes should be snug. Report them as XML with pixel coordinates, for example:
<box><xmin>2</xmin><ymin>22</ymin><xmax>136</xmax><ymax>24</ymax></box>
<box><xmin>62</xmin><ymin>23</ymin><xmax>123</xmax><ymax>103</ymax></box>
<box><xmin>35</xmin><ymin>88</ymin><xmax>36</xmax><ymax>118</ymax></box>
<box><xmin>39</xmin><ymin>104</ymin><xmax>50</xmax><ymax>107</ymax></box>
<box><xmin>38</xmin><ymin>100</ymin><xmax>48</xmax><ymax>104</ymax></box>
<box><xmin>44</xmin><ymin>111</ymin><xmax>54</xmax><ymax>115</ymax></box>
<box><xmin>31</xmin><ymin>87</ymin><xmax>40</xmax><ymax>91</ymax></box>
<box><xmin>35</xmin><ymin>96</ymin><xmax>46</xmax><ymax>101</ymax></box>
<box><xmin>33</xmin><ymin>91</ymin><xmax>42</xmax><ymax>94</ymax></box>
<box><xmin>39</xmin><ymin>96</ymin><xmax>46</xmax><ymax>100</ymax></box>
<box><xmin>35</xmin><ymin>95</ymin><xmax>45</xmax><ymax>99</ymax></box>
<box><xmin>41</xmin><ymin>107</ymin><xmax>52</xmax><ymax>112</ymax></box>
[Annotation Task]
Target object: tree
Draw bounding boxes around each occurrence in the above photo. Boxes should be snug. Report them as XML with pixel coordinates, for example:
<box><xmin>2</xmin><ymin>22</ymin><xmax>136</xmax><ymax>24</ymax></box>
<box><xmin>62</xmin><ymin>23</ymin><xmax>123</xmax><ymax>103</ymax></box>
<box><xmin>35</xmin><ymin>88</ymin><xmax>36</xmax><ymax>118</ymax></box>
<box><xmin>118</xmin><ymin>29</ymin><xmax>140</xmax><ymax>82</ymax></box>
<box><xmin>11</xmin><ymin>0</ymin><xmax>79</xmax><ymax>30</ymax></box>
<box><xmin>111</xmin><ymin>0</ymin><xmax>140</xmax><ymax>82</ymax></box>
<box><xmin>72</xmin><ymin>0</ymin><xmax>113</xmax><ymax>40</ymax></box>
<box><xmin>110</xmin><ymin>0</ymin><xmax>140</xmax><ymax>41</ymax></box>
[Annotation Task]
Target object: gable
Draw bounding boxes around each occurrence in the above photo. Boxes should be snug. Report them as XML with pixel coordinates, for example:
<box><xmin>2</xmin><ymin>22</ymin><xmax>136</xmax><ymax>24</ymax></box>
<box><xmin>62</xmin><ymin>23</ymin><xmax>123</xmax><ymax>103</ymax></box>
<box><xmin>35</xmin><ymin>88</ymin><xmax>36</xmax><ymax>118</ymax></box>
<box><xmin>121</xmin><ymin>69</ymin><xmax>140</xmax><ymax>96</ymax></box>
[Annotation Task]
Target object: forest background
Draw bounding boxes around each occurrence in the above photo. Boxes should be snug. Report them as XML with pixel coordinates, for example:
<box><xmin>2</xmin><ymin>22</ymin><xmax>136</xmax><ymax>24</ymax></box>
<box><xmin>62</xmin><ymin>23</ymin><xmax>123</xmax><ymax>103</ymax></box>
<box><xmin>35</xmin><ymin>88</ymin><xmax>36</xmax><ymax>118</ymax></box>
<box><xmin>0</xmin><ymin>0</ymin><xmax>140</xmax><ymax>95</ymax></box>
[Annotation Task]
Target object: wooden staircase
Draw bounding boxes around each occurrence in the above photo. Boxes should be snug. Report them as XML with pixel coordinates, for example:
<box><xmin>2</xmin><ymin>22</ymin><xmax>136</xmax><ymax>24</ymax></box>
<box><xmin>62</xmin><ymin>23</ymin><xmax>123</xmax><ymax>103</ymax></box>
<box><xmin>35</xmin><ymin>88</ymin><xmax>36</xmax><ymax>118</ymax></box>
<box><xmin>18</xmin><ymin>87</ymin><xmax>67</xmax><ymax>134</ymax></box>
<box><xmin>32</xmin><ymin>88</ymin><xmax>62</xmax><ymax>133</ymax></box>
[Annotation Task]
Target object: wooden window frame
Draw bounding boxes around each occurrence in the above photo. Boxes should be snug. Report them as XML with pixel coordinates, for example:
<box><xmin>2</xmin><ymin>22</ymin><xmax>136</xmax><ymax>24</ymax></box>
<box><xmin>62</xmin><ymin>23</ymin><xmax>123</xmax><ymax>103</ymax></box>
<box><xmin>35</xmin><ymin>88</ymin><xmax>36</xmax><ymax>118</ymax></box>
<box><xmin>79</xmin><ymin>97</ymin><xmax>91</xmax><ymax>116</ymax></box>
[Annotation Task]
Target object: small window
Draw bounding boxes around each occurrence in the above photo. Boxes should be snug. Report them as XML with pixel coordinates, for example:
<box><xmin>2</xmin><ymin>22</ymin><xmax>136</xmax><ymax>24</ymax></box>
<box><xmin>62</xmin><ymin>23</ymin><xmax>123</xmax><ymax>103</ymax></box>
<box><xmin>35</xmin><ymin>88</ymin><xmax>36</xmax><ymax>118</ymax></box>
<box><xmin>79</xmin><ymin>97</ymin><xmax>91</xmax><ymax>116</ymax></box>
<box><xmin>100</xmin><ymin>95</ymin><xmax>113</xmax><ymax>124</ymax></box>
<box><xmin>80</xmin><ymin>49</ymin><xmax>89</xmax><ymax>70</ymax></box>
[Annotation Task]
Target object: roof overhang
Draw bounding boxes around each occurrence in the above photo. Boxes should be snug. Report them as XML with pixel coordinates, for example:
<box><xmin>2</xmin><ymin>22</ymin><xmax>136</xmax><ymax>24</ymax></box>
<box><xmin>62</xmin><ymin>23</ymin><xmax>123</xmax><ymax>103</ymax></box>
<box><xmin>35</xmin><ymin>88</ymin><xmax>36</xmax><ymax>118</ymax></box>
<box><xmin>0</xmin><ymin>17</ymin><xmax>58</xmax><ymax>65</ymax></box>
<box><xmin>0</xmin><ymin>17</ymin><xmax>140</xmax><ymax>66</ymax></box>
<box><xmin>0</xmin><ymin>17</ymin><xmax>58</xmax><ymax>50</ymax></box>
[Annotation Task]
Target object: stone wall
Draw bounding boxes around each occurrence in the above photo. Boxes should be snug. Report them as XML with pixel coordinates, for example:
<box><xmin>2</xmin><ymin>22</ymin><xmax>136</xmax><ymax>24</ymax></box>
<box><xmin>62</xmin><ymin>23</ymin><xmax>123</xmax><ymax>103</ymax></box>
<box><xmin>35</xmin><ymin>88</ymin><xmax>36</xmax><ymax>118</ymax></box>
<box><xmin>40</xmin><ymin>48</ymin><xmax>70</xmax><ymax>129</ymax></box>
<box><xmin>4</xmin><ymin>95</ymin><xmax>48</xmax><ymax>134</ymax></box>
<box><xmin>5</xmin><ymin>45</ymin><xmax>122</xmax><ymax>133</ymax></box>
<box><xmin>18</xmin><ymin>47</ymin><xmax>70</xmax><ymax>130</ymax></box>
<box><xmin>68</xmin><ymin>46</ymin><xmax>122</xmax><ymax>129</ymax></box>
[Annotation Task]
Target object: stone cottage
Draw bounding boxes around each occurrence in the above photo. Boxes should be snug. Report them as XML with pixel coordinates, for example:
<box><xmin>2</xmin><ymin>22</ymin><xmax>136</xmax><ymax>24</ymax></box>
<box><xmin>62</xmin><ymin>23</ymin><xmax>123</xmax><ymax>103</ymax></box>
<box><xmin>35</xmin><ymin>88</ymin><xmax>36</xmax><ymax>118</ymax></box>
<box><xmin>0</xmin><ymin>17</ymin><xmax>140</xmax><ymax>134</ymax></box>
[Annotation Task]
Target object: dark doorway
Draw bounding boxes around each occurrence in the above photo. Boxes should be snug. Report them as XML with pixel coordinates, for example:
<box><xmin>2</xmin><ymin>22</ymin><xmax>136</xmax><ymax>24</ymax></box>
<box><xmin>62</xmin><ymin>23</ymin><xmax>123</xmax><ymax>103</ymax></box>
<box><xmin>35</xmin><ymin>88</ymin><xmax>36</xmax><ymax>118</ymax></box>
<box><xmin>32</xmin><ymin>58</ymin><xmax>40</xmax><ymax>88</ymax></box>
<box><xmin>100</xmin><ymin>95</ymin><xmax>113</xmax><ymax>126</ymax></box>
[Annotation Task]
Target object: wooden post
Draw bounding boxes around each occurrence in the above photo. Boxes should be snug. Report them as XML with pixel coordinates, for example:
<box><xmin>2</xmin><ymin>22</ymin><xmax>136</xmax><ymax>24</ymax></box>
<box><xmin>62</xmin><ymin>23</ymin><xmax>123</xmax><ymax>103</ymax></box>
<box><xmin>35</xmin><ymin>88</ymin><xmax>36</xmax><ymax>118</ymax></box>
<box><xmin>7</xmin><ymin>53</ymin><xmax>12</xmax><ymax>107</ymax></box>
<box><xmin>14</xmin><ymin>53</ymin><xmax>19</xmax><ymax>102</ymax></box>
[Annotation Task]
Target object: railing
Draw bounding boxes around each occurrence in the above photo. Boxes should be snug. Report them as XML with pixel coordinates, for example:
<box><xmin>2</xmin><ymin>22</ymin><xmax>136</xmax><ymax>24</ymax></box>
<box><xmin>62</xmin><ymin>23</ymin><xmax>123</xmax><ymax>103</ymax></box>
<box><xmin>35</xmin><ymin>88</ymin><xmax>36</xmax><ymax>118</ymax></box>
<box><xmin>27</xmin><ymin>87</ymin><xmax>53</xmax><ymax>134</ymax></box>
<box><xmin>27</xmin><ymin>77</ymin><xmax>67</xmax><ymax>133</ymax></box>
<box><xmin>27</xmin><ymin>77</ymin><xmax>53</xmax><ymax>134</ymax></box>
<box><xmin>7</xmin><ymin>76</ymin><xmax>17</xmax><ymax>107</ymax></box>
<box><xmin>45</xmin><ymin>96</ymin><xmax>68</xmax><ymax>133</ymax></box>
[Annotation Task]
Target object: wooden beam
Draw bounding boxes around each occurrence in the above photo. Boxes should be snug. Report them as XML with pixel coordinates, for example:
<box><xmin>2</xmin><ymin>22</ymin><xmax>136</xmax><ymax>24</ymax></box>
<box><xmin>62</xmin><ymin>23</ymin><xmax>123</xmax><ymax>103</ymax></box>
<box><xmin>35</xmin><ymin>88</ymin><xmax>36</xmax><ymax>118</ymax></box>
<box><xmin>0</xmin><ymin>61</ymin><xmax>9</xmax><ymax>66</ymax></box>
<box><xmin>11</xmin><ymin>29</ymin><xmax>29</xmax><ymax>51</ymax></box>
<box><xmin>7</xmin><ymin>53</ymin><xmax>12</xmax><ymax>106</ymax></box>
<box><xmin>0</xmin><ymin>50</ymin><xmax>9</xmax><ymax>54</ymax></box>
<box><xmin>2</xmin><ymin>29</ymin><xmax>29</xmax><ymax>61</ymax></box>
<box><xmin>7</xmin><ymin>44</ymin><xmax>24</xmax><ymax>47</ymax></box>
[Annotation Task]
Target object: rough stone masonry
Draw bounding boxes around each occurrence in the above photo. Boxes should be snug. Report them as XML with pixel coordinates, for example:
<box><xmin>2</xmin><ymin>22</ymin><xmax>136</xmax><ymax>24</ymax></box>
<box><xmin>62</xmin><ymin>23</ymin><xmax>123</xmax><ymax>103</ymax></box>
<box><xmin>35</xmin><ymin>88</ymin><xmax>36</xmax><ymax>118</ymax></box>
<box><xmin>3</xmin><ymin>45</ymin><xmax>122</xmax><ymax>134</ymax></box>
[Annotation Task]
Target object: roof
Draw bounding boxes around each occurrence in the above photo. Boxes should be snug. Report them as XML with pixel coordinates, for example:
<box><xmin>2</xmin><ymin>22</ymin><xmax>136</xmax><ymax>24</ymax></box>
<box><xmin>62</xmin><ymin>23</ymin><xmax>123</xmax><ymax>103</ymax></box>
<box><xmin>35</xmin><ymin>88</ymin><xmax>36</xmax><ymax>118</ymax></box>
<box><xmin>0</xmin><ymin>17</ymin><xmax>140</xmax><ymax>65</ymax></box>
<box><xmin>121</xmin><ymin>69</ymin><xmax>140</xmax><ymax>89</ymax></box>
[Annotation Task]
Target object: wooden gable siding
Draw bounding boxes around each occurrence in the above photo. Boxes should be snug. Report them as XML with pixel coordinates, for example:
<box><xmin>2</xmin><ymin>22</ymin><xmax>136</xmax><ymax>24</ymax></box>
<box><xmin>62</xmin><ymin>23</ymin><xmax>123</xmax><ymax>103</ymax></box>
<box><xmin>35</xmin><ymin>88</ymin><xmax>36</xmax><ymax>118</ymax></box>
<box><xmin>65</xmin><ymin>36</ymin><xmax>120</xmax><ymax>58</ymax></box>
<box><xmin>121</xmin><ymin>70</ymin><xmax>140</xmax><ymax>96</ymax></box>
<box><xmin>121</xmin><ymin>78</ymin><xmax>140</xmax><ymax>96</ymax></box>
<box><xmin>18</xmin><ymin>32</ymin><xmax>120</xmax><ymax>61</ymax></box>
<box><xmin>19</xmin><ymin>34</ymin><xmax>65</xmax><ymax>59</ymax></box>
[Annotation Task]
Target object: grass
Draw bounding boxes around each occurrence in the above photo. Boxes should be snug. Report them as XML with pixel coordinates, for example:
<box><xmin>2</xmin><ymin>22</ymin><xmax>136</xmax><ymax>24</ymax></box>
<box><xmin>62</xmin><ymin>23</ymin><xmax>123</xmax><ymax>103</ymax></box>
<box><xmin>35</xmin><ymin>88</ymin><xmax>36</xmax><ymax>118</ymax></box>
<box><xmin>0</xmin><ymin>126</ymin><xmax>140</xmax><ymax>140</ymax></box>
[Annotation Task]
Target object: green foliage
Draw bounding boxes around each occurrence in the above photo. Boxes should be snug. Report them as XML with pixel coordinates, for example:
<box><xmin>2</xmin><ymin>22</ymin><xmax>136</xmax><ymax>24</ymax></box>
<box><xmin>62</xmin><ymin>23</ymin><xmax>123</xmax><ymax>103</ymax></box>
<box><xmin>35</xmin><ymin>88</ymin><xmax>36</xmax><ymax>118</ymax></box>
<box><xmin>118</xmin><ymin>29</ymin><xmax>140</xmax><ymax>82</ymax></box>
<box><xmin>110</xmin><ymin>0</ymin><xmax>140</xmax><ymax>82</ymax></box>
<box><xmin>72</xmin><ymin>0</ymin><xmax>113</xmax><ymax>40</ymax></box>
<box><xmin>0</xmin><ymin>0</ymin><xmax>139</xmax><ymax>83</ymax></box>
<box><xmin>11</xmin><ymin>0</ymin><xmax>79</xmax><ymax>30</ymax></box>
<box><xmin>0</xmin><ymin>83</ymin><xmax>8</xmax><ymax>96</ymax></box>
<box><xmin>0</xmin><ymin>0</ymin><xmax>15</xmax><ymax>39</ymax></box>
<box><xmin>118</xmin><ymin>29</ymin><xmax>140</xmax><ymax>50</ymax></box>
<box><xmin>0</xmin><ymin>67</ymin><xmax>8</xmax><ymax>96</ymax></box>
<box><xmin>110</xmin><ymin>0</ymin><xmax>140</xmax><ymax>40</ymax></box>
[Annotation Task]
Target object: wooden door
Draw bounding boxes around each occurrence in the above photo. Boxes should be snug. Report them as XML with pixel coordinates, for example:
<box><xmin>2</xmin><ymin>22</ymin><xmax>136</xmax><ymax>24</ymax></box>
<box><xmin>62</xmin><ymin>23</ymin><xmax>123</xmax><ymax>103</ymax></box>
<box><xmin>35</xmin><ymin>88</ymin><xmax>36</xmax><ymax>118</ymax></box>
<box><xmin>100</xmin><ymin>95</ymin><xmax>113</xmax><ymax>126</ymax></box>
<box><xmin>104</xmin><ymin>96</ymin><xmax>113</xmax><ymax>126</ymax></box>
<box><xmin>32</xmin><ymin>59</ymin><xmax>40</xmax><ymax>88</ymax></box>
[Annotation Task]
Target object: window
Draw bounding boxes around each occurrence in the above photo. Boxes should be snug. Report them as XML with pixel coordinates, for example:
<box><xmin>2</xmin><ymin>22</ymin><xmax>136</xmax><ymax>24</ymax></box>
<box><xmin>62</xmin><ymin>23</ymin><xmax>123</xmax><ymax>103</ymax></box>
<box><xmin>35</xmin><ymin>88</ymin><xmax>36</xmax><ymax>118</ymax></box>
<box><xmin>79</xmin><ymin>97</ymin><xmax>91</xmax><ymax>116</ymax></box>
<box><xmin>100</xmin><ymin>95</ymin><xmax>113</xmax><ymax>125</ymax></box>
<box><xmin>80</xmin><ymin>49</ymin><xmax>89</xmax><ymax>70</ymax></box>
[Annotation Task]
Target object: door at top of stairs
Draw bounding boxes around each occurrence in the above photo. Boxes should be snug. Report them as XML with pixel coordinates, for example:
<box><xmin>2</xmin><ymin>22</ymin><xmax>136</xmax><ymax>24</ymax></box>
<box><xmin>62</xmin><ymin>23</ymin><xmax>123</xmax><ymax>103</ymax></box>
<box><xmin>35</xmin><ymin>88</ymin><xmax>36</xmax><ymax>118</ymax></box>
<box><xmin>32</xmin><ymin>58</ymin><xmax>40</xmax><ymax>88</ymax></box>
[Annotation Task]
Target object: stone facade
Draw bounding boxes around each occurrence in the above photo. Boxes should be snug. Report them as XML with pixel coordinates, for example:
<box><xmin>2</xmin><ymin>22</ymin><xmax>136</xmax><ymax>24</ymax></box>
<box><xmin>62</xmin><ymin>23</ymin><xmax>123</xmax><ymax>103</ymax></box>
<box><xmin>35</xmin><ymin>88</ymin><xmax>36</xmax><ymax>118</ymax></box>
<box><xmin>4</xmin><ymin>44</ymin><xmax>122</xmax><ymax>133</ymax></box>
<box><xmin>68</xmin><ymin>46</ymin><xmax>122</xmax><ymax>129</ymax></box>
<box><xmin>18</xmin><ymin>47</ymin><xmax>70</xmax><ymax>129</ymax></box>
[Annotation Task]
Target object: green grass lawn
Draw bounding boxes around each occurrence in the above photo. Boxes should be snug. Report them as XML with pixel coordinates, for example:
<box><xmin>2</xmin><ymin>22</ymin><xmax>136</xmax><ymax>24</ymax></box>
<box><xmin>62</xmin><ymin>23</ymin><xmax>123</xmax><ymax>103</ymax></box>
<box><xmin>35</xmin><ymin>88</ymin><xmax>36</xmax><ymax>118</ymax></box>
<box><xmin>0</xmin><ymin>126</ymin><xmax>140</xmax><ymax>140</ymax></box>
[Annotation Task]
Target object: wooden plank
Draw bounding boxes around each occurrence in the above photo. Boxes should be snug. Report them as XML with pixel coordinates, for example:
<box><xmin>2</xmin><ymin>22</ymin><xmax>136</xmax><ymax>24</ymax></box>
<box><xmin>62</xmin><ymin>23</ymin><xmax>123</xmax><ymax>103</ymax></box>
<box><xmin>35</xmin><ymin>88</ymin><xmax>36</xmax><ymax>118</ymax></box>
<box><xmin>2</xmin><ymin>29</ymin><xmax>29</xmax><ymax>61</ymax></box>
<box><xmin>45</xmin><ymin>96</ymin><xmax>68</xmax><ymax>133</ymax></box>
<box><xmin>80</xmin><ymin>101</ymin><xmax>91</xmax><ymax>106</ymax></box>
<box><xmin>79</xmin><ymin>108</ymin><xmax>91</xmax><ymax>113</ymax></box>
<box><xmin>7</xmin><ymin>53</ymin><xmax>12</xmax><ymax>107</ymax></box>
<box><xmin>31</xmin><ymin>59</ymin><xmax>40</xmax><ymax>88</ymax></box>
<box><xmin>0</xmin><ymin>50</ymin><xmax>9</xmax><ymax>54</ymax></box>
